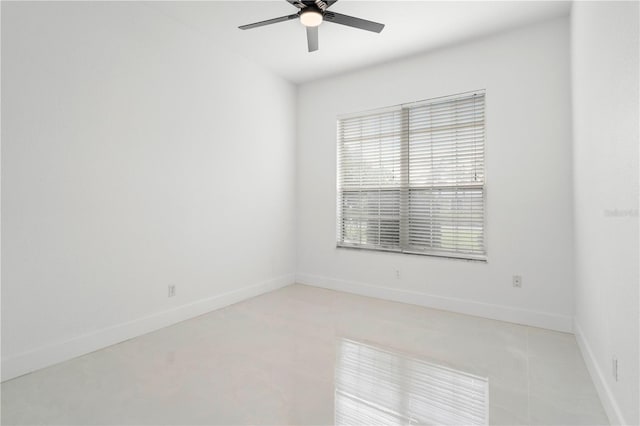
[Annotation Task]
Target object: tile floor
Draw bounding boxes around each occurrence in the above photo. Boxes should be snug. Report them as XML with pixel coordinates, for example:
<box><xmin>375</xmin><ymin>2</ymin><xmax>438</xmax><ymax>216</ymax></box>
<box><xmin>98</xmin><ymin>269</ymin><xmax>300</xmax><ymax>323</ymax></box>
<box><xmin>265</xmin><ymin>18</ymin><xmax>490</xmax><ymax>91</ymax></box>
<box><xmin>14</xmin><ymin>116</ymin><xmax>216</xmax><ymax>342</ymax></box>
<box><xmin>1</xmin><ymin>284</ymin><xmax>608</xmax><ymax>425</ymax></box>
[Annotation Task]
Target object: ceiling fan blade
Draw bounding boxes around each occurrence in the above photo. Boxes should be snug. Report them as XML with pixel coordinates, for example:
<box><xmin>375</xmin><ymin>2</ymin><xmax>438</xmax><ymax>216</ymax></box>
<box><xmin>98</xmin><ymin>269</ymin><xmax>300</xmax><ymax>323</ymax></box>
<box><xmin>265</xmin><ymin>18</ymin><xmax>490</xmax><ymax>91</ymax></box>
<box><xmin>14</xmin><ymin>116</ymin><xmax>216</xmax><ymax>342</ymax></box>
<box><xmin>307</xmin><ymin>26</ymin><xmax>319</xmax><ymax>52</ymax></box>
<box><xmin>239</xmin><ymin>14</ymin><xmax>298</xmax><ymax>30</ymax></box>
<box><xmin>286</xmin><ymin>0</ymin><xmax>307</xmax><ymax>8</ymax></box>
<box><xmin>323</xmin><ymin>11</ymin><xmax>384</xmax><ymax>33</ymax></box>
<box><xmin>325</xmin><ymin>0</ymin><xmax>338</xmax><ymax>7</ymax></box>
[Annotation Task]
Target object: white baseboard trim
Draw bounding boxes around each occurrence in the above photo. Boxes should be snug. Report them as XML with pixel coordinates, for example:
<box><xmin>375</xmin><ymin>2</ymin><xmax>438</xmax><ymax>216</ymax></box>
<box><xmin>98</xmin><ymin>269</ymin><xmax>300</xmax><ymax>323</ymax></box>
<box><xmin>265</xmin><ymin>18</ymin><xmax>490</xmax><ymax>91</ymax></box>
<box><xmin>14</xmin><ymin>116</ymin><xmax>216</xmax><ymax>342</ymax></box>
<box><xmin>1</xmin><ymin>273</ymin><xmax>294</xmax><ymax>382</ymax></box>
<box><xmin>574</xmin><ymin>320</ymin><xmax>625</xmax><ymax>426</ymax></box>
<box><xmin>296</xmin><ymin>273</ymin><xmax>573</xmax><ymax>332</ymax></box>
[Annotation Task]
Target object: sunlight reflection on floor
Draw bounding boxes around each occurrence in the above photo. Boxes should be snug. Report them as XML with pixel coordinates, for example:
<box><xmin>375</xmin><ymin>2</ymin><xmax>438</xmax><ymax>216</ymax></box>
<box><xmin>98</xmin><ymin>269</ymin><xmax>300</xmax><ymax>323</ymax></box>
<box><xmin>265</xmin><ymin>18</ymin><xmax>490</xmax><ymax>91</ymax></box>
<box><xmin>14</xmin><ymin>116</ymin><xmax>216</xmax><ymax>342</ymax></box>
<box><xmin>335</xmin><ymin>339</ymin><xmax>489</xmax><ymax>425</ymax></box>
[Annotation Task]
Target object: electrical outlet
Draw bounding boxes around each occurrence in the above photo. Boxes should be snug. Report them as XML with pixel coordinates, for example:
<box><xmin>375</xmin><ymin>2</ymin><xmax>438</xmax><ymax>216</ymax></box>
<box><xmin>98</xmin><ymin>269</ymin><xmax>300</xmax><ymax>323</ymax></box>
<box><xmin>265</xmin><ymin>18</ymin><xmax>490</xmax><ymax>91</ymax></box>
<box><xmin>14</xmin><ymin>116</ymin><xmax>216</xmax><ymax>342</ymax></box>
<box><xmin>395</xmin><ymin>269</ymin><xmax>400</xmax><ymax>279</ymax></box>
<box><xmin>168</xmin><ymin>285</ymin><xmax>176</xmax><ymax>297</ymax></box>
<box><xmin>612</xmin><ymin>357</ymin><xmax>618</xmax><ymax>381</ymax></box>
<box><xmin>512</xmin><ymin>275</ymin><xmax>522</xmax><ymax>288</ymax></box>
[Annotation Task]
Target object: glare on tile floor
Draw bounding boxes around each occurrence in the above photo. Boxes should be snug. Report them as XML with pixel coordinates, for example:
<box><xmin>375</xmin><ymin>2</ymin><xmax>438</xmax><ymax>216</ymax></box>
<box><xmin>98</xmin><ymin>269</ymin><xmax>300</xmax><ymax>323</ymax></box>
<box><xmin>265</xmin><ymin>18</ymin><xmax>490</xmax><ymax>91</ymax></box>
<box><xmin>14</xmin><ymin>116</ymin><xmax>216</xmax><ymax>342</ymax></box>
<box><xmin>335</xmin><ymin>339</ymin><xmax>489</xmax><ymax>425</ymax></box>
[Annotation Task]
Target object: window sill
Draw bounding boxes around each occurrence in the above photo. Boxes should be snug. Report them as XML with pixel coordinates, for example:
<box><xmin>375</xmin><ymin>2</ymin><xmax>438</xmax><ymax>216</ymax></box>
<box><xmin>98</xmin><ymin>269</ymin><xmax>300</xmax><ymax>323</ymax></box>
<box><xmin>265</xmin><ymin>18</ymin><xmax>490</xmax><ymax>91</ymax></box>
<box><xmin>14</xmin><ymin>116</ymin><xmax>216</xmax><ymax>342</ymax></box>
<box><xmin>336</xmin><ymin>244</ymin><xmax>488</xmax><ymax>263</ymax></box>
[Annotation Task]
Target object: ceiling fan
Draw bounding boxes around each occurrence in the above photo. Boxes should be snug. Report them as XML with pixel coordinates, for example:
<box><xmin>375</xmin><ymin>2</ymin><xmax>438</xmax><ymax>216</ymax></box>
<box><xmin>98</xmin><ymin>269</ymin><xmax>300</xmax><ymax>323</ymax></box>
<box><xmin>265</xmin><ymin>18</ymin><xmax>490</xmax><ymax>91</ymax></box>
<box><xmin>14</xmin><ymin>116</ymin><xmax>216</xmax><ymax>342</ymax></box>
<box><xmin>238</xmin><ymin>0</ymin><xmax>385</xmax><ymax>53</ymax></box>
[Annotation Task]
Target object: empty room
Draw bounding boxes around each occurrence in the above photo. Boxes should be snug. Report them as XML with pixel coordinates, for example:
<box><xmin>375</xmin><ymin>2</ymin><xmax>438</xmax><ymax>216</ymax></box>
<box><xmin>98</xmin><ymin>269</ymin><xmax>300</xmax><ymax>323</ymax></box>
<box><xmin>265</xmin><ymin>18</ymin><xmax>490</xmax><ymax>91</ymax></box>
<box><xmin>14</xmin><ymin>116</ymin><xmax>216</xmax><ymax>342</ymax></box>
<box><xmin>1</xmin><ymin>0</ymin><xmax>638</xmax><ymax>425</ymax></box>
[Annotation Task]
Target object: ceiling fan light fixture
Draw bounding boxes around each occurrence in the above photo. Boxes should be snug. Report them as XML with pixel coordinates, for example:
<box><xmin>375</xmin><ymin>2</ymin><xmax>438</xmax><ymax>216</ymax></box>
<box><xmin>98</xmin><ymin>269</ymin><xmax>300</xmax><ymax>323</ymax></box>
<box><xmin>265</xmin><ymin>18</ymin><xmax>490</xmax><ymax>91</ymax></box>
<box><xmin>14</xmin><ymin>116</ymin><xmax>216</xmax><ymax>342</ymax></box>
<box><xmin>300</xmin><ymin>10</ymin><xmax>323</xmax><ymax>27</ymax></box>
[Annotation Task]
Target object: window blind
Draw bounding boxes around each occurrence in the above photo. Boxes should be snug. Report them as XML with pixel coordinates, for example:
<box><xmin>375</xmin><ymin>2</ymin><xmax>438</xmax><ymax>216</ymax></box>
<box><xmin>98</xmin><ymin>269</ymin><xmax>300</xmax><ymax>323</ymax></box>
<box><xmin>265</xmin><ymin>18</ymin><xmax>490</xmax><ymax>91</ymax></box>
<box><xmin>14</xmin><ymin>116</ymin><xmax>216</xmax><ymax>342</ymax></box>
<box><xmin>337</xmin><ymin>91</ymin><xmax>486</xmax><ymax>260</ymax></box>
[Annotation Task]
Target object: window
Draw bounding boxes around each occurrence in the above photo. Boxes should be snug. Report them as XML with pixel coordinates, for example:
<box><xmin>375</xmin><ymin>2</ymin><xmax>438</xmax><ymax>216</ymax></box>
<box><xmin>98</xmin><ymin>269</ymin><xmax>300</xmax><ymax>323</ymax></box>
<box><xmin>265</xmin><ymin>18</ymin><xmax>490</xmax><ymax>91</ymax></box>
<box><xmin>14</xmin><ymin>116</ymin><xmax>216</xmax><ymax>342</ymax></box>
<box><xmin>337</xmin><ymin>91</ymin><xmax>486</xmax><ymax>260</ymax></box>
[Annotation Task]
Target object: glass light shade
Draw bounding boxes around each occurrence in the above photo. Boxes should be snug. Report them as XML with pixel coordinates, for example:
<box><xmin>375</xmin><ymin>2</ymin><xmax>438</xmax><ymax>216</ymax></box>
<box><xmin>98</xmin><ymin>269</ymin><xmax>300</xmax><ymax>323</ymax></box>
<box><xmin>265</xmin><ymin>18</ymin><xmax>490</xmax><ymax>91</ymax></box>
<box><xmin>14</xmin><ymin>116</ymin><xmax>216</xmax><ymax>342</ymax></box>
<box><xmin>300</xmin><ymin>10</ymin><xmax>323</xmax><ymax>27</ymax></box>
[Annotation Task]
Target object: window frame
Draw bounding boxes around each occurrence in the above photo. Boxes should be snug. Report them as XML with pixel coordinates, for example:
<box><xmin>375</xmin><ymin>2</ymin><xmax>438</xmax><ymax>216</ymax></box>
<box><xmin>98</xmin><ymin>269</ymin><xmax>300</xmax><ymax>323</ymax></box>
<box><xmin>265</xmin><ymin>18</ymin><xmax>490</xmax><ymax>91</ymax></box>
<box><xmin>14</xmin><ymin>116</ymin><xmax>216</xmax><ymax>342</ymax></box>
<box><xmin>336</xmin><ymin>90</ymin><xmax>487</xmax><ymax>262</ymax></box>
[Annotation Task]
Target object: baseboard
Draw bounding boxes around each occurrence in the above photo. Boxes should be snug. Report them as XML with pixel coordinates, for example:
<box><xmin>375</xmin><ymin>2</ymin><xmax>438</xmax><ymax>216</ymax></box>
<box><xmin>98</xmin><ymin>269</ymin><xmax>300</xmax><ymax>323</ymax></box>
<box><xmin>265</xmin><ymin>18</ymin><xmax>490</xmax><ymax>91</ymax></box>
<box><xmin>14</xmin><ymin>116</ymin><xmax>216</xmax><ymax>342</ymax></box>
<box><xmin>1</xmin><ymin>273</ymin><xmax>294</xmax><ymax>382</ymax></box>
<box><xmin>296</xmin><ymin>273</ymin><xmax>573</xmax><ymax>333</ymax></box>
<box><xmin>574</xmin><ymin>320</ymin><xmax>626</xmax><ymax>425</ymax></box>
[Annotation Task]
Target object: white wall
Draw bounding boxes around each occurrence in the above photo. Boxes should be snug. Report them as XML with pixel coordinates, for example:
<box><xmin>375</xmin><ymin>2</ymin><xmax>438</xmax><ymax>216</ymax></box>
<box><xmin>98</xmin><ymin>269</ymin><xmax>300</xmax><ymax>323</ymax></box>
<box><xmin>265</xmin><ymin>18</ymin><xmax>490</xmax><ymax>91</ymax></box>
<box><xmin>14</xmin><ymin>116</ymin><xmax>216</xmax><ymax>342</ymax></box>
<box><xmin>1</xmin><ymin>2</ymin><xmax>296</xmax><ymax>381</ymax></box>
<box><xmin>571</xmin><ymin>2</ymin><xmax>639</xmax><ymax>425</ymax></box>
<box><xmin>296</xmin><ymin>17</ymin><xmax>575</xmax><ymax>332</ymax></box>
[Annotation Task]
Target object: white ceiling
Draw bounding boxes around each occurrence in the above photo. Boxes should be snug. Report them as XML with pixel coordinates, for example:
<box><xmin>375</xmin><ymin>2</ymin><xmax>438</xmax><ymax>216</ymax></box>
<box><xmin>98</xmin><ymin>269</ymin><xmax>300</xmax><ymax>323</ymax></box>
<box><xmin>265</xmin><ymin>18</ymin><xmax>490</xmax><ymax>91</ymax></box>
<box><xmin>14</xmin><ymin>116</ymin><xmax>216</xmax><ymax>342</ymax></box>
<box><xmin>149</xmin><ymin>1</ymin><xmax>571</xmax><ymax>84</ymax></box>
